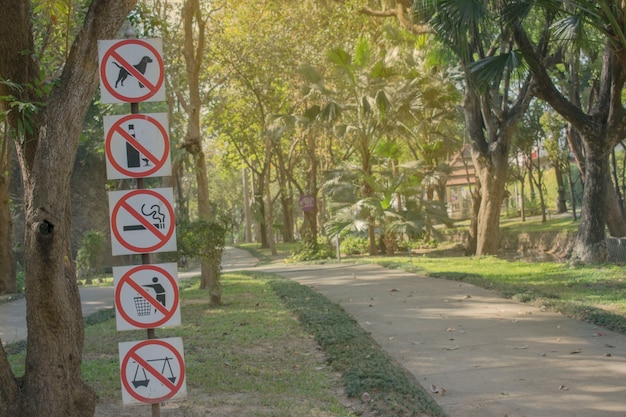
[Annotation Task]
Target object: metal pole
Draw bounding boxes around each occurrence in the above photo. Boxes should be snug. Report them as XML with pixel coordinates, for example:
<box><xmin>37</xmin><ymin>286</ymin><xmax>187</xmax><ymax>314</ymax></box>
<box><xmin>124</xmin><ymin>24</ymin><xmax>162</xmax><ymax>416</ymax></box>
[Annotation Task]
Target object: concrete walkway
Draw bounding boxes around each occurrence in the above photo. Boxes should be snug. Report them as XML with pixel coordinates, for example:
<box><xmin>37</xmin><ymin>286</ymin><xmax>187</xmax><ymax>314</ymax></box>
<box><xmin>3</xmin><ymin>247</ymin><xmax>626</xmax><ymax>417</ymax></box>
<box><xmin>256</xmin><ymin>256</ymin><xmax>626</xmax><ymax>417</ymax></box>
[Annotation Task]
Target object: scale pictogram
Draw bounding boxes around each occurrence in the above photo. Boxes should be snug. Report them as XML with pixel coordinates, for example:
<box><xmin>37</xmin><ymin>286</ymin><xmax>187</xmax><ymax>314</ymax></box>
<box><xmin>119</xmin><ymin>337</ymin><xmax>186</xmax><ymax>404</ymax></box>
<box><xmin>98</xmin><ymin>38</ymin><xmax>165</xmax><ymax>103</ymax></box>
<box><xmin>104</xmin><ymin>113</ymin><xmax>171</xmax><ymax>179</ymax></box>
<box><xmin>114</xmin><ymin>263</ymin><xmax>180</xmax><ymax>331</ymax></box>
<box><xmin>108</xmin><ymin>188</ymin><xmax>177</xmax><ymax>255</ymax></box>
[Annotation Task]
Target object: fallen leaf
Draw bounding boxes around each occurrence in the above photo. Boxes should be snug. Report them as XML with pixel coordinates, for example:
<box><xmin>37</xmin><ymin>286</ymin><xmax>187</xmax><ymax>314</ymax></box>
<box><xmin>605</xmin><ymin>353</ymin><xmax>612</xmax><ymax>357</ymax></box>
<box><xmin>389</xmin><ymin>288</ymin><xmax>399</xmax><ymax>292</ymax></box>
<box><xmin>444</xmin><ymin>345</ymin><xmax>459</xmax><ymax>351</ymax></box>
<box><xmin>592</xmin><ymin>332</ymin><xmax>605</xmax><ymax>337</ymax></box>
<box><xmin>559</xmin><ymin>385</ymin><xmax>569</xmax><ymax>391</ymax></box>
<box><xmin>446</xmin><ymin>327</ymin><xmax>455</xmax><ymax>332</ymax></box>
<box><xmin>605</xmin><ymin>343</ymin><xmax>616</xmax><ymax>348</ymax></box>
<box><xmin>570</xmin><ymin>348</ymin><xmax>582</xmax><ymax>354</ymax></box>
<box><xmin>514</xmin><ymin>345</ymin><xmax>528</xmax><ymax>350</ymax></box>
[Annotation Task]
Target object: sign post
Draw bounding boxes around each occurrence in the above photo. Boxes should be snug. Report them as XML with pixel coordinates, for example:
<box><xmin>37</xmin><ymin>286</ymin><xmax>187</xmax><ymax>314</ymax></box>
<box><xmin>99</xmin><ymin>32</ymin><xmax>184</xmax><ymax>415</ymax></box>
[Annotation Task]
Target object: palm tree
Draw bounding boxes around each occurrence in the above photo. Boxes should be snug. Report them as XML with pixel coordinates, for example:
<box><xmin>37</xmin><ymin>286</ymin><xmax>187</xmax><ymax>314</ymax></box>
<box><xmin>415</xmin><ymin>0</ymin><xmax>534</xmax><ymax>255</ymax></box>
<box><xmin>324</xmin><ymin>160</ymin><xmax>450</xmax><ymax>255</ymax></box>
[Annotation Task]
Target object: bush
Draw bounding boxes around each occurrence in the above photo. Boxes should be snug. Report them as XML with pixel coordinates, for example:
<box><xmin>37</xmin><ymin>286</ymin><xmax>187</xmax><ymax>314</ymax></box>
<box><xmin>289</xmin><ymin>236</ymin><xmax>334</xmax><ymax>262</ymax></box>
<box><xmin>340</xmin><ymin>235</ymin><xmax>368</xmax><ymax>255</ymax></box>
<box><xmin>75</xmin><ymin>230</ymin><xmax>106</xmax><ymax>284</ymax></box>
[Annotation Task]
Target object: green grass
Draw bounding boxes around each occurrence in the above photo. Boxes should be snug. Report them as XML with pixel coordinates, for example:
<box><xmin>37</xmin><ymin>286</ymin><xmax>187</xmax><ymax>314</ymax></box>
<box><xmin>7</xmin><ymin>270</ymin><xmax>445</xmax><ymax>416</ymax></box>
<box><xmin>370</xmin><ymin>255</ymin><xmax>626</xmax><ymax>334</ymax></box>
<box><xmin>237</xmin><ymin>242</ymin><xmax>299</xmax><ymax>265</ymax></box>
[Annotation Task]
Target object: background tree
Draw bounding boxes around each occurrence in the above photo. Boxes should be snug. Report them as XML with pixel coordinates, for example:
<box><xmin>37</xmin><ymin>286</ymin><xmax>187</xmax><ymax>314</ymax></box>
<box><xmin>0</xmin><ymin>1</ymin><xmax>137</xmax><ymax>416</ymax></box>
<box><xmin>413</xmin><ymin>0</ymin><xmax>534</xmax><ymax>255</ymax></box>
<box><xmin>510</xmin><ymin>0</ymin><xmax>626</xmax><ymax>262</ymax></box>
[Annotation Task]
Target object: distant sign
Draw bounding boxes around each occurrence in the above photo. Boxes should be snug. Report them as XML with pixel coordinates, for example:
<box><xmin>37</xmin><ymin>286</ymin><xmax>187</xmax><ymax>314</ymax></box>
<box><xmin>114</xmin><ymin>263</ymin><xmax>180</xmax><ymax>331</ymax></box>
<box><xmin>299</xmin><ymin>194</ymin><xmax>315</xmax><ymax>212</ymax></box>
<box><xmin>104</xmin><ymin>113</ymin><xmax>171</xmax><ymax>179</ymax></box>
<box><xmin>109</xmin><ymin>188</ymin><xmax>177</xmax><ymax>256</ymax></box>
<box><xmin>119</xmin><ymin>337</ymin><xmax>186</xmax><ymax>404</ymax></box>
<box><xmin>98</xmin><ymin>38</ymin><xmax>165</xmax><ymax>103</ymax></box>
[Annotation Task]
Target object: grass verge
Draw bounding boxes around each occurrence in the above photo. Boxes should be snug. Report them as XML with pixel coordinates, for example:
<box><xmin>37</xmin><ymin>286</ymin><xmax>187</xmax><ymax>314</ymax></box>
<box><xmin>6</xmin><ymin>270</ymin><xmax>445</xmax><ymax>417</ymax></box>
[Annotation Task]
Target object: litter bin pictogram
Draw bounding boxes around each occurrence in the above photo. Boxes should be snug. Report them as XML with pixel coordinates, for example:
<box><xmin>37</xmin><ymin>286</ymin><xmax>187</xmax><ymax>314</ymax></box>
<box><xmin>134</xmin><ymin>297</ymin><xmax>152</xmax><ymax>316</ymax></box>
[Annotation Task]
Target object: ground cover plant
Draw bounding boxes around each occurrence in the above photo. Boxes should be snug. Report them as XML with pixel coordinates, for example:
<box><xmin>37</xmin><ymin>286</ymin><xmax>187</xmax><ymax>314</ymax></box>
<box><xmin>5</xmin><ymin>270</ymin><xmax>445</xmax><ymax>417</ymax></box>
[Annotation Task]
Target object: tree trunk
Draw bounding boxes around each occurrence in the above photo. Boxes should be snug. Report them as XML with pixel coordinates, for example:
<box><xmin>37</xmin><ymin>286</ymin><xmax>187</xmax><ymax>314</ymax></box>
<box><xmin>572</xmin><ymin>145</ymin><xmax>609</xmax><ymax>262</ymax></box>
<box><xmin>555</xmin><ymin>164</ymin><xmax>567</xmax><ymax>213</ymax></box>
<box><xmin>0</xmin><ymin>157</ymin><xmax>16</xmax><ymax>294</ymax></box>
<box><xmin>0</xmin><ymin>1</ymin><xmax>136</xmax><ymax>415</ymax></box>
<box><xmin>243</xmin><ymin>168</ymin><xmax>253</xmax><ymax>243</ymax></box>
<box><xmin>605</xmin><ymin>168</ymin><xmax>626</xmax><ymax>237</ymax></box>
<box><xmin>471</xmin><ymin>145</ymin><xmax>509</xmax><ymax>255</ymax></box>
<box><xmin>465</xmin><ymin>176</ymin><xmax>480</xmax><ymax>256</ymax></box>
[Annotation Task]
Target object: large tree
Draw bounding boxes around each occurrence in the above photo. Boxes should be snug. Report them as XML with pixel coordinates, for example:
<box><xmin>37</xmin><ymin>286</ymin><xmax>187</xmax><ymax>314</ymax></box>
<box><xmin>0</xmin><ymin>1</ymin><xmax>136</xmax><ymax>416</ymax></box>
<box><xmin>509</xmin><ymin>0</ymin><xmax>626</xmax><ymax>262</ymax></box>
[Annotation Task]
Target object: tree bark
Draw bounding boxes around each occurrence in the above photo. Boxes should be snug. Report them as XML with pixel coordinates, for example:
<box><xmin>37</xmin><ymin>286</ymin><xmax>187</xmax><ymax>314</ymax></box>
<box><xmin>573</xmin><ymin>145</ymin><xmax>610</xmax><ymax>262</ymax></box>
<box><xmin>0</xmin><ymin>1</ymin><xmax>137</xmax><ymax>415</ymax></box>
<box><xmin>471</xmin><ymin>144</ymin><xmax>509</xmax><ymax>255</ymax></box>
<box><xmin>0</xmin><ymin>147</ymin><xmax>16</xmax><ymax>294</ymax></box>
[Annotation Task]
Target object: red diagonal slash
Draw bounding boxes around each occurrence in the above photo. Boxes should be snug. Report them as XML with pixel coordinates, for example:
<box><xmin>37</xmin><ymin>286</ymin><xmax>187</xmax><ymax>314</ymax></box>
<box><xmin>120</xmin><ymin>200</ymin><xmax>167</xmax><ymax>241</ymax></box>
<box><xmin>110</xmin><ymin>50</ymin><xmax>156</xmax><ymax>91</ymax></box>
<box><xmin>115</xmin><ymin>124</ymin><xmax>160</xmax><ymax>166</ymax></box>
<box><xmin>130</xmin><ymin>351</ymin><xmax>177</xmax><ymax>391</ymax></box>
<box><xmin>125</xmin><ymin>277</ymin><xmax>170</xmax><ymax>316</ymax></box>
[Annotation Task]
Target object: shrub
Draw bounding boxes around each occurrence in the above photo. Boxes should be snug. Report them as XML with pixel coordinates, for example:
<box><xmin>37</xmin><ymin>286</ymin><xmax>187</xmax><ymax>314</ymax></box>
<box><xmin>75</xmin><ymin>230</ymin><xmax>106</xmax><ymax>284</ymax></box>
<box><xmin>340</xmin><ymin>235</ymin><xmax>368</xmax><ymax>255</ymax></box>
<box><xmin>289</xmin><ymin>236</ymin><xmax>334</xmax><ymax>261</ymax></box>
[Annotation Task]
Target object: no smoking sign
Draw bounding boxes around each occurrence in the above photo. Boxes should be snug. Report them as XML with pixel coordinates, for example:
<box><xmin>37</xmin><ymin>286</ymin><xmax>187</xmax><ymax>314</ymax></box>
<box><xmin>108</xmin><ymin>188</ymin><xmax>177</xmax><ymax>255</ymax></box>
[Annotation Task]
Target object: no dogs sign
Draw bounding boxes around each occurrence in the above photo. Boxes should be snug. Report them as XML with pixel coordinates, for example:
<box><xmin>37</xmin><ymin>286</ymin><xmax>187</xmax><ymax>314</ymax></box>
<box><xmin>98</xmin><ymin>38</ymin><xmax>165</xmax><ymax>104</ymax></box>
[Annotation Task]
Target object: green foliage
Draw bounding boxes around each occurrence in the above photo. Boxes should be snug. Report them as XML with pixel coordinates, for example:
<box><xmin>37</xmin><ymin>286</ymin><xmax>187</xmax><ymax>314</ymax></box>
<box><xmin>0</xmin><ymin>78</ymin><xmax>48</xmax><ymax>141</ymax></box>
<box><xmin>178</xmin><ymin>219</ymin><xmax>226</xmax><ymax>278</ymax></box>
<box><xmin>339</xmin><ymin>235</ymin><xmax>369</xmax><ymax>255</ymax></box>
<box><xmin>75</xmin><ymin>230</ymin><xmax>106</xmax><ymax>284</ymax></box>
<box><xmin>289</xmin><ymin>236</ymin><xmax>334</xmax><ymax>262</ymax></box>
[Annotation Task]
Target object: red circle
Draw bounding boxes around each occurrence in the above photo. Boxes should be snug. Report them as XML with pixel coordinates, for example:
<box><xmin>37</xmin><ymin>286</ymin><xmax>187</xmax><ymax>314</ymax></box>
<box><xmin>120</xmin><ymin>339</ymin><xmax>185</xmax><ymax>403</ymax></box>
<box><xmin>100</xmin><ymin>39</ymin><xmax>164</xmax><ymax>103</ymax></box>
<box><xmin>111</xmin><ymin>189</ymin><xmax>176</xmax><ymax>253</ymax></box>
<box><xmin>115</xmin><ymin>264</ymin><xmax>179</xmax><ymax>329</ymax></box>
<box><xmin>105</xmin><ymin>114</ymin><xmax>170</xmax><ymax>178</ymax></box>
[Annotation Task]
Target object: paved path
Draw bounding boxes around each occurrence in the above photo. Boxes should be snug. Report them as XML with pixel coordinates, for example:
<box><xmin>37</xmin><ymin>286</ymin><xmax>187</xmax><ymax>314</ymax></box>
<box><xmin>256</xmin><ymin>257</ymin><xmax>626</xmax><ymax>417</ymax></box>
<box><xmin>3</xmin><ymin>248</ymin><xmax>626</xmax><ymax>417</ymax></box>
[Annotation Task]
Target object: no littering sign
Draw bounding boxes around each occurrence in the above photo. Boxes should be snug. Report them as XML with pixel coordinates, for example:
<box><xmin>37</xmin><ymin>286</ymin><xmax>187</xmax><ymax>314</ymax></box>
<box><xmin>113</xmin><ymin>263</ymin><xmax>181</xmax><ymax>331</ymax></box>
<box><xmin>119</xmin><ymin>337</ymin><xmax>186</xmax><ymax>405</ymax></box>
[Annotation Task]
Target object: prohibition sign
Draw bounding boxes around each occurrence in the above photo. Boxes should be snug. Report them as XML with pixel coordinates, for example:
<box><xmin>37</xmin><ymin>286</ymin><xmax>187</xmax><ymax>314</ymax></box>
<box><xmin>119</xmin><ymin>337</ymin><xmax>186</xmax><ymax>404</ymax></box>
<box><xmin>114</xmin><ymin>263</ymin><xmax>180</xmax><ymax>330</ymax></box>
<box><xmin>104</xmin><ymin>113</ymin><xmax>171</xmax><ymax>179</ymax></box>
<box><xmin>109</xmin><ymin>188</ymin><xmax>177</xmax><ymax>255</ymax></box>
<box><xmin>98</xmin><ymin>38</ymin><xmax>165</xmax><ymax>103</ymax></box>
